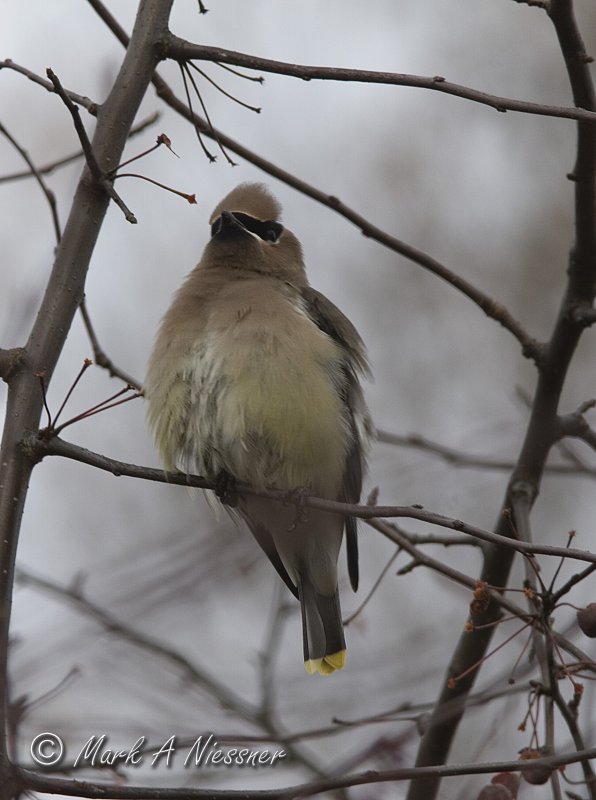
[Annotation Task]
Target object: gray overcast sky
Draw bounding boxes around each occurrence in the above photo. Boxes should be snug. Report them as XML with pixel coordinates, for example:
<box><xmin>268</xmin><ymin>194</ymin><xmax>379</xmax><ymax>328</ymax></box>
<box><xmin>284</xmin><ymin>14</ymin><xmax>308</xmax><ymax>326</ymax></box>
<box><xmin>2</xmin><ymin>2</ymin><xmax>596</xmax><ymax>797</ymax></box>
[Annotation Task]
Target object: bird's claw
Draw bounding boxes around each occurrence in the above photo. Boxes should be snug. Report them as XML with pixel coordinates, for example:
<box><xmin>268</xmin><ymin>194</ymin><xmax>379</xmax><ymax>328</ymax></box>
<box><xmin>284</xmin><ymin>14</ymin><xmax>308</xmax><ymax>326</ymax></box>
<box><xmin>214</xmin><ymin>469</ymin><xmax>239</xmax><ymax>507</ymax></box>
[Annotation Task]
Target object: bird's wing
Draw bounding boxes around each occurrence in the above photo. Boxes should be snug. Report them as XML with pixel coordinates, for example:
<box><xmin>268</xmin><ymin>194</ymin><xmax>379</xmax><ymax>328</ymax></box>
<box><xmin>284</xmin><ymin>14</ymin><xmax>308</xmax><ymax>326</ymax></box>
<box><xmin>300</xmin><ymin>287</ymin><xmax>370</xmax><ymax>377</ymax></box>
<box><xmin>239</xmin><ymin>508</ymin><xmax>300</xmax><ymax>599</ymax></box>
<box><xmin>342</xmin><ymin>432</ymin><xmax>363</xmax><ymax>592</ymax></box>
<box><xmin>301</xmin><ymin>287</ymin><xmax>371</xmax><ymax>592</ymax></box>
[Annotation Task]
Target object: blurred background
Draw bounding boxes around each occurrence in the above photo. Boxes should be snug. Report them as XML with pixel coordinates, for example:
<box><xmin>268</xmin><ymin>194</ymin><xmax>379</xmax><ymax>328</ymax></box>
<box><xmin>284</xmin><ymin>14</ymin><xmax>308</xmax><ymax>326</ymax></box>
<box><xmin>1</xmin><ymin>1</ymin><xmax>596</xmax><ymax>797</ymax></box>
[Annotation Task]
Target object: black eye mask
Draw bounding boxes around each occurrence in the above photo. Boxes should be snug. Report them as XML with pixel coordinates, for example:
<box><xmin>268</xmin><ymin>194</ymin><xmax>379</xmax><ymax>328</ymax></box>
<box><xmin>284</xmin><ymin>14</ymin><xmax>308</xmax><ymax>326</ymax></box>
<box><xmin>211</xmin><ymin>211</ymin><xmax>283</xmax><ymax>242</ymax></box>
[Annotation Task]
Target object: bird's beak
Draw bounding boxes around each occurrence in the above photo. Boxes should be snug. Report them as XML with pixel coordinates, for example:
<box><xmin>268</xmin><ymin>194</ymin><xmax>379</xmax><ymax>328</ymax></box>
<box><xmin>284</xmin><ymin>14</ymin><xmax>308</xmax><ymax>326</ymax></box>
<box><xmin>213</xmin><ymin>210</ymin><xmax>245</xmax><ymax>236</ymax></box>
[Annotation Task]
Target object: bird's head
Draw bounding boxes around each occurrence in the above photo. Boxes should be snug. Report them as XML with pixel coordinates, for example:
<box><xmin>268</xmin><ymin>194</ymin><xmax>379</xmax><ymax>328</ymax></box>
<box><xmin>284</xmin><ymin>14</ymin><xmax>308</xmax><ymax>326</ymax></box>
<box><xmin>205</xmin><ymin>183</ymin><xmax>306</xmax><ymax>283</ymax></box>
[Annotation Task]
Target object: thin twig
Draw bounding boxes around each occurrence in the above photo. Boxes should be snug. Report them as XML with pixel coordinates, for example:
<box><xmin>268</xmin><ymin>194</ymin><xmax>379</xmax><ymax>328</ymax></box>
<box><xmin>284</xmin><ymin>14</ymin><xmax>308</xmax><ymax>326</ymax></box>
<box><xmin>557</xmin><ymin>401</ymin><xmax>596</xmax><ymax>451</ymax></box>
<box><xmin>51</xmin><ymin>359</ymin><xmax>93</xmax><ymax>428</ymax></box>
<box><xmin>180</xmin><ymin>61</ymin><xmax>237</xmax><ymax>164</ymax></box>
<box><xmin>15</xmin><ymin>567</ymin><xmax>328</xmax><ymax>778</ymax></box>
<box><xmin>45</xmin><ymin>68</ymin><xmax>137</xmax><ymax>224</ymax></box>
<box><xmin>215</xmin><ymin>61</ymin><xmax>264</xmax><ymax>83</ymax></box>
<box><xmin>0</xmin><ymin>121</ymin><xmax>62</xmax><ymax>242</ymax></box>
<box><xmin>0</xmin><ymin>111</ymin><xmax>160</xmax><ymax>183</ymax></box>
<box><xmin>0</xmin><ymin>59</ymin><xmax>99</xmax><ymax>113</ymax></box>
<box><xmin>258</xmin><ymin>581</ymin><xmax>290</xmax><ymax>724</ymax></box>
<box><xmin>178</xmin><ymin>61</ymin><xmax>217</xmax><ymax>162</ymax></box>
<box><xmin>187</xmin><ymin>61</ymin><xmax>261</xmax><ymax>113</ymax></box>
<box><xmin>343</xmin><ymin>547</ymin><xmax>401</xmax><ymax>625</ymax></box>
<box><xmin>34</xmin><ymin>371</ymin><xmax>53</xmax><ymax>429</ymax></box>
<box><xmin>113</xmin><ymin>172</ymin><xmax>197</xmax><ymax>204</ymax></box>
<box><xmin>5</xmin><ymin>54</ymin><xmax>541</xmax><ymax>359</ymax></box>
<box><xmin>51</xmin><ymin>386</ymin><xmax>142</xmax><ymax>436</ymax></box>
<box><xmin>551</xmin><ymin>563</ymin><xmax>596</xmax><ymax>605</ymax></box>
<box><xmin>79</xmin><ymin>298</ymin><xmax>142</xmax><ymax>388</ymax></box>
<box><xmin>377</xmin><ymin>428</ymin><xmax>596</xmax><ymax>476</ymax></box>
<box><xmin>511</xmin><ymin>492</ymin><xmax>558</xmax><ymax>794</ymax></box>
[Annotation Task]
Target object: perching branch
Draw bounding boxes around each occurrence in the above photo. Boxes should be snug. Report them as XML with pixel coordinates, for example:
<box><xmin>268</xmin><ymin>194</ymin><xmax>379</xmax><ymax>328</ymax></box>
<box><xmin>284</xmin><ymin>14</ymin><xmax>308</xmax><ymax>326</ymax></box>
<box><xmin>31</xmin><ymin>435</ymin><xmax>596</xmax><ymax>566</ymax></box>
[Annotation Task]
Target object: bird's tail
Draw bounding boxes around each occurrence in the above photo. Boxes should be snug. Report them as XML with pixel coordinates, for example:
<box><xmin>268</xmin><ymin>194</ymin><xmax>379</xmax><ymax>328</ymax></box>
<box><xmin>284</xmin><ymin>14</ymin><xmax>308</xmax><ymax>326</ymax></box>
<box><xmin>299</xmin><ymin>576</ymin><xmax>346</xmax><ymax>675</ymax></box>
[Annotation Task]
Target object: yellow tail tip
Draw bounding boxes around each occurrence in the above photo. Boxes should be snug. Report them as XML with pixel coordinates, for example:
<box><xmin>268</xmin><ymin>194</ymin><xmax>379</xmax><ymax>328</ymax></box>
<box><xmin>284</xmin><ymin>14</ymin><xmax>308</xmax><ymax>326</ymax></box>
<box><xmin>305</xmin><ymin>650</ymin><xmax>346</xmax><ymax>675</ymax></box>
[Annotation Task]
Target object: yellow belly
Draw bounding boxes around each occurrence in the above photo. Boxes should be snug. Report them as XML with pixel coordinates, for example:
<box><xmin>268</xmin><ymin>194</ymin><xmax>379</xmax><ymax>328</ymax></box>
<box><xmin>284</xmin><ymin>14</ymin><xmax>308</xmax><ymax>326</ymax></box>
<box><xmin>196</xmin><ymin>308</ymin><xmax>348</xmax><ymax>495</ymax></box>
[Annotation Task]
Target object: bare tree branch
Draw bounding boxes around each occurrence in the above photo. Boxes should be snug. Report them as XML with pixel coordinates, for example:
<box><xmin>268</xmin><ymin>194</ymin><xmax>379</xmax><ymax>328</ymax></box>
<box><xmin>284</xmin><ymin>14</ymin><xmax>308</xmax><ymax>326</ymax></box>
<box><xmin>407</xmin><ymin>1</ymin><xmax>596</xmax><ymax>792</ymax></box>
<box><xmin>0</xmin><ymin>112</ymin><xmax>160</xmax><ymax>183</ymax></box>
<box><xmin>377</xmin><ymin>428</ymin><xmax>596</xmax><ymax>475</ymax></box>
<box><xmin>0</xmin><ymin>1</ymin><xmax>175</xmax><ymax>792</ymax></box>
<box><xmin>31</xmin><ymin>435</ymin><xmax>596</xmax><ymax>566</ymax></box>
<box><xmin>0</xmin><ymin>349</ymin><xmax>24</xmax><ymax>382</ymax></box>
<box><xmin>5</xmin><ymin>48</ymin><xmax>543</xmax><ymax>361</ymax></box>
<box><xmin>15</xmin><ymin>567</ymin><xmax>325</xmax><ymax>778</ymax></box>
<box><xmin>558</xmin><ymin>400</ymin><xmax>596</xmax><ymax>451</ymax></box>
<box><xmin>12</xmin><ymin>746</ymin><xmax>596</xmax><ymax>799</ymax></box>
<box><xmin>366</xmin><ymin>518</ymin><xmax>589</xmax><ymax>649</ymax></box>
<box><xmin>551</xmin><ymin>673</ymin><xmax>596</xmax><ymax>797</ymax></box>
<box><xmin>4</xmin><ymin>3</ymin><xmax>596</xmax><ymax>798</ymax></box>
<box><xmin>572</xmin><ymin>306</ymin><xmax>596</xmax><ymax>325</ymax></box>
<box><xmin>511</xmin><ymin>493</ymin><xmax>562</xmax><ymax>798</ymax></box>
<box><xmin>79</xmin><ymin>298</ymin><xmax>142</xmax><ymax>388</ymax></box>
<box><xmin>45</xmin><ymin>68</ymin><xmax>137</xmax><ymax>224</ymax></box>
<box><xmin>84</xmin><ymin>0</ymin><xmax>543</xmax><ymax>362</ymax></box>
<box><xmin>0</xmin><ymin>121</ymin><xmax>62</xmax><ymax>242</ymax></box>
<box><xmin>161</xmin><ymin>34</ymin><xmax>596</xmax><ymax>126</ymax></box>
<box><xmin>15</xmin><ymin>568</ymin><xmax>256</xmax><ymax>719</ymax></box>
<box><xmin>0</xmin><ymin>59</ymin><xmax>98</xmax><ymax>113</ymax></box>
<box><xmin>0</xmin><ymin>105</ymin><xmax>159</xmax><ymax>388</ymax></box>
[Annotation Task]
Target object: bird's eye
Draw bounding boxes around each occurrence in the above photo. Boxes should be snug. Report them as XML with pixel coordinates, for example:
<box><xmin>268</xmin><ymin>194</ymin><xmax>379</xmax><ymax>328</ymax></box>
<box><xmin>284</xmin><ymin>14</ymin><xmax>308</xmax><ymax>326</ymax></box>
<box><xmin>236</xmin><ymin>213</ymin><xmax>283</xmax><ymax>243</ymax></box>
<box><xmin>262</xmin><ymin>224</ymin><xmax>282</xmax><ymax>242</ymax></box>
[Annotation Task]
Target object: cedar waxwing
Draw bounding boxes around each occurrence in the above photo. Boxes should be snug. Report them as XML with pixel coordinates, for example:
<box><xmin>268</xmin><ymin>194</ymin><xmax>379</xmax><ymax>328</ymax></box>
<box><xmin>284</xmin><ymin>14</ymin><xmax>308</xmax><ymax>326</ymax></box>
<box><xmin>145</xmin><ymin>183</ymin><xmax>372</xmax><ymax>675</ymax></box>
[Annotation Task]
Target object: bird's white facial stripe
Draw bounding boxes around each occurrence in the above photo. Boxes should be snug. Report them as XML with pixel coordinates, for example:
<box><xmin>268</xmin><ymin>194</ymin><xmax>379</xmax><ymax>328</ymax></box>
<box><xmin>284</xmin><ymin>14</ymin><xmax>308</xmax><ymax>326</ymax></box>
<box><xmin>243</xmin><ymin>227</ymin><xmax>263</xmax><ymax>243</ymax></box>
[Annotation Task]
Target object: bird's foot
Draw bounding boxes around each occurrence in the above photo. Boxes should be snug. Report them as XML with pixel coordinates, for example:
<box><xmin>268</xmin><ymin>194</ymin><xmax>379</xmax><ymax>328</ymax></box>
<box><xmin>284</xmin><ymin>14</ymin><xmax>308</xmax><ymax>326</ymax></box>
<box><xmin>285</xmin><ymin>486</ymin><xmax>310</xmax><ymax>531</ymax></box>
<box><xmin>214</xmin><ymin>469</ymin><xmax>239</xmax><ymax>507</ymax></box>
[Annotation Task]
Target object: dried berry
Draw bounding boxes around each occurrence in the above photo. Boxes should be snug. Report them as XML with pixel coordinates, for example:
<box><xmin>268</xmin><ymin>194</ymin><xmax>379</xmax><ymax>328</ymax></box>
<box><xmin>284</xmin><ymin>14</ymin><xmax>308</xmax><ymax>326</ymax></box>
<box><xmin>577</xmin><ymin>603</ymin><xmax>596</xmax><ymax>637</ymax></box>
<box><xmin>470</xmin><ymin>581</ymin><xmax>491</xmax><ymax>616</ymax></box>
<box><xmin>491</xmin><ymin>771</ymin><xmax>519</xmax><ymax>798</ymax></box>
<box><xmin>519</xmin><ymin>747</ymin><xmax>553</xmax><ymax>786</ymax></box>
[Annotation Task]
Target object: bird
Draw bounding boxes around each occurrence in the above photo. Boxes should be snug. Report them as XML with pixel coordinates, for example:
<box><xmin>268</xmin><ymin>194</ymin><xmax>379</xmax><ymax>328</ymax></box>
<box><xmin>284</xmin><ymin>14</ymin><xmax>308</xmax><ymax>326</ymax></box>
<box><xmin>145</xmin><ymin>183</ymin><xmax>372</xmax><ymax>675</ymax></box>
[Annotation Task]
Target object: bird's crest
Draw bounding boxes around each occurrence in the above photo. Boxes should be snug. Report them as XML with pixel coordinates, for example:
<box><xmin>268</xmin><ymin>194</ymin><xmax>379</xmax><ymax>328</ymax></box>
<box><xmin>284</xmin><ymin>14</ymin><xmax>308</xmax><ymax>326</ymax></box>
<box><xmin>209</xmin><ymin>183</ymin><xmax>282</xmax><ymax>225</ymax></box>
